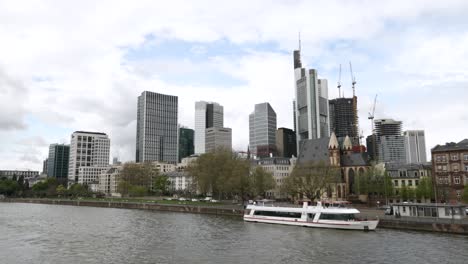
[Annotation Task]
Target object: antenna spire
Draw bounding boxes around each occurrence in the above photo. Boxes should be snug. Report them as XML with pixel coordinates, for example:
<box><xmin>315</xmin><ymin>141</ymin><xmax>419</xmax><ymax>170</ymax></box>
<box><xmin>337</xmin><ymin>64</ymin><xmax>342</xmax><ymax>98</ymax></box>
<box><xmin>298</xmin><ymin>32</ymin><xmax>301</xmax><ymax>51</ymax></box>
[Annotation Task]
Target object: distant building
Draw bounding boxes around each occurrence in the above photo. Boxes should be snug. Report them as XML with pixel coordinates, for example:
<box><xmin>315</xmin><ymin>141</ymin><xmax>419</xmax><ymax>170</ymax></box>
<box><xmin>78</xmin><ymin>166</ymin><xmax>108</xmax><ymax>186</ymax></box>
<box><xmin>293</xmin><ymin>48</ymin><xmax>330</xmax><ymax>152</ymax></box>
<box><xmin>194</xmin><ymin>101</ymin><xmax>224</xmax><ymax>154</ymax></box>
<box><xmin>329</xmin><ymin>97</ymin><xmax>359</xmax><ymax>146</ymax></box>
<box><xmin>205</xmin><ymin>127</ymin><xmax>232</xmax><ymax>153</ymax></box>
<box><xmin>112</xmin><ymin>157</ymin><xmax>122</xmax><ymax>165</ymax></box>
<box><xmin>431</xmin><ymin>139</ymin><xmax>468</xmax><ymax>203</ymax></box>
<box><xmin>136</xmin><ymin>91</ymin><xmax>178</xmax><ymax>164</ymax></box>
<box><xmin>98</xmin><ymin>165</ymin><xmax>122</xmax><ymax>196</ymax></box>
<box><xmin>179</xmin><ymin>127</ymin><xmax>194</xmax><ymax>162</ymax></box>
<box><xmin>373</xmin><ymin>119</ymin><xmax>406</xmax><ymax>163</ymax></box>
<box><xmin>0</xmin><ymin>170</ymin><xmax>39</xmax><ymax>180</ymax></box>
<box><xmin>68</xmin><ymin>131</ymin><xmax>110</xmax><ymax>185</ymax></box>
<box><xmin>254</xmin><ymin>157</ymin><xmax>296</xmax><ymax>198</ymax></box>
<box><xmin>47</xmin><ymin>144</ymin><xmax>70</xmax><ymax>184</ymax></box>
<box><xmin>42</xmin><ymin>158</ymin><xmax>48</xmax><ymax>175</ymax></box>
<box><xmin>276</xmin><ymin>127</ymin><xmax>297</xmax><ymax>158</ymax></box>
<box><xmin>404</xmin><ymin>130</ymin><xmax>427</xmax><ymax>164</ymax></box>
<box><xmin>166</xmin><ymin>171</ymin><xmax>193</xmax><ymax>192</ymax></box>
<box><xmin>385</xmin><ymin>162</ymin><xmax>432</xmax><ymax>203</ymax></box>
<box><xmin>249</xmin><ymin>103</ymin><xmax>277</xmax><ymax>157</ymax></box>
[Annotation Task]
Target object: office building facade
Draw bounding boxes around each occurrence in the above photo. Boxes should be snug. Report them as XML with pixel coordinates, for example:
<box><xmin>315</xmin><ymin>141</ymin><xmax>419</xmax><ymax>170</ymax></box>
<box><xmin>205</xmin><ymin>127</ymin><xmax>232</xmax><ymax>153</ymax></box>
<box><xmin>276</xmin><ymin>127</ymin><xmax>297</xmax><ymax>158</ymax></box>
<box><xmin>329</xmin><ymin>97</ymin><xmax>358</xmax><ymax>145</ymax></box>
<box><xmin>47</xmin><ymin>144</ymin><xmax>70</xmax><ymax>183</ymax></box>
<box><xmin>249</xmin><ymin>103</ymin><xmax>277</xmax><ymax>157</ymax></box>
<box><xmin>136</xmin><ymin>91</ymin><xmax>178</xmax><ymax>163</ymax></box>
<box><xmin>194</xmin><ymin>101</ymin><xmax>224</xmax><ymax>154</ymax></box>
<box><xmin>293</xmin><ymin>48</ymin><xmax>330</xmax><ymax>152</ymax></box>
<box><xmin>68</xmin><ymin>131</ymin><xmax>110</xmax><ymax>185</ymax></box>
<box><xmin>404</xmin><ymin>130</ymin><xmax>427</xmax><ymax>164</ymax></box>
<box><xmin>179</xmin><ymin>127</ymin><xmax>194</xmax><ymax>162</ymax></box>
<box><xmin>374</xmin><ymin>119</ymin><xmax>406</xmax><ymax>163</ymax></box>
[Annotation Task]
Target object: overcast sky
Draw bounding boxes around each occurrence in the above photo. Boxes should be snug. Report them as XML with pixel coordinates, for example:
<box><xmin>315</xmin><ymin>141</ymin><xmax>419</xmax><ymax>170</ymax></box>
<box><xmin>1</xmin><ymin>0</ymin><xmax>468</xmax><ymax>171</ymax></box>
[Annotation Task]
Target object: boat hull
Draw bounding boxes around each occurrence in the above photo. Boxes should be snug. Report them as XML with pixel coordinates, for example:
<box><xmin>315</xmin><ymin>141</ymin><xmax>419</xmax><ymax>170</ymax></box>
<box><xmin>243</xmin><ymin>216</ymin><xmax>378</xmax><ymax>231</ymax></box>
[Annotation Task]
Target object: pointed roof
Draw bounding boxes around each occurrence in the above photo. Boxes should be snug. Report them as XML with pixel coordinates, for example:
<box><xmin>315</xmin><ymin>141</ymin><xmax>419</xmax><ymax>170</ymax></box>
<box><xmin>343</xmin><ymin>135</ymin><xmax>352</xmax><ymax>150</ymax></box>
<box><xmin>328</xmin><ymin>132</ymin><xmax>339</xmax><ymax>149</ymax></box>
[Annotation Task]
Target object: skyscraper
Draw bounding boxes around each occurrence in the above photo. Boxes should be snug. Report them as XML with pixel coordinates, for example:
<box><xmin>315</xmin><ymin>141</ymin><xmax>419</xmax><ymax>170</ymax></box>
<box><xmin>276</xmin><ymin>127</ymin><xmax>297</xmax><ymax>158</ymax></box>
<box><xmin>293</xmin><ymin>48</ymin><xmax>330</xmax><ymax>152</ymax></box>
<box><xmin>47</xmin><ymin>144</ymin><xmax>70</xmax><ymax>184</ymax></box>
<box><xmin>179</xmin><ymin>127</ymin><xmax>194</xmax><ymax>162</ymax></box>
<box><xmin>68</xmin><ymin>131</ymin><xmax>110</xmax><ymax>185</ymax></box>
<box><xmin>404</xmin><ymin>130</ymin><xmax>427</xmax><ymax>164</ymax></box>
<box><xmin>136</xmin><ymin>91</ymin><xmax>178</xmax><ymax>163</ymax></box>
<box><xmin>194</xmin><ymin>101</ymin><xmax>224</xmax><ymax>154</ymax></box>
<box><xmin>249</xmin><ymin>102</ymin><xmax>277</xmax><ymax>157</ymax></box>
<box><xmin>329</xmin><ymin>97</ymin><xmax>359</xmax><ymax>145</ymax></box>
<box><xmin>374</xmin><ymin>119</ymin><xmax>406</xmax><ymax>163</ymax></box>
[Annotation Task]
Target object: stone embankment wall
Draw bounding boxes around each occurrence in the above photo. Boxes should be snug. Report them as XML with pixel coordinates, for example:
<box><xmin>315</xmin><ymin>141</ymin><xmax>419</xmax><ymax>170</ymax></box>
<box><xmin>378</xmin><ymin>219</ymin><xmax>468</xmax><ymax>235</ymax></box>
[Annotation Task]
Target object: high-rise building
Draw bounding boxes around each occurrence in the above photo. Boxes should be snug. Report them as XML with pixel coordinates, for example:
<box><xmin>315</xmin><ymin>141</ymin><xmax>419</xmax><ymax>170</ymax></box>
<box><xmin>194</xmin><ymin>101</ymin><xmax>223</xmax><ymax>154</ymax></box>
<box><xmin>374</xmin><ymin>119</ymin><xmax>406</xmax><ymax>163</ymax></box>
<box><xmin>404</xmin><ymin>130</ymin><xmax>427</xmax><ymax>164</ymax></box>
<box><xmin>329</xmin><ymin>97</ymin><xmax>358</xmax><ymax>145</ymax></box>
<box><xmin>42</xmin><ymin>158</ymin><xmax>48</xmax><ymax>175</ymax></box>
<box><xmin>47</xmin><ymin>144</ymin><xmax>70</xmax><ymax>184</ymax></box>
<box><xmin>205</xmin><ymin>127</ymin><xmax>232</xmax><ymax>153</ymax></box>
<box><xmin>276</xmin><ymin>127</ymin><xmax>297</xmax><ymax>158</ymax></box>
<box><xmin>179</xmin><ymin>127</ymin><xmax>194</xmax><ymax>162</ymax></box>
<box><xmin>68</xmin><ymin>131</ymin><xmax>110</xmax><ymax>185</ymax></box>
<box><xmin>249</xmin><ymin>102</ymin><xmax>277</xmax><ymax>157</ymax></box>
<box><xmin>136</xmin><ymin>91</ymin><xmax>178</xmax><ymax>163</ymax></box>
<box><xmin>293</xmin><ymin>48</ymin><xmax>329</xmax><ymax>152</ymax></box>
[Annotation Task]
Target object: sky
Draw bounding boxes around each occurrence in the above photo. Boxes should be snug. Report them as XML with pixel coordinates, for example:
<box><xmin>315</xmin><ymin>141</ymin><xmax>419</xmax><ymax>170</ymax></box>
<box><xmin>1</xmin><ymin>0</ymin><xmax>468</xmax><ymax>171</ymax></box>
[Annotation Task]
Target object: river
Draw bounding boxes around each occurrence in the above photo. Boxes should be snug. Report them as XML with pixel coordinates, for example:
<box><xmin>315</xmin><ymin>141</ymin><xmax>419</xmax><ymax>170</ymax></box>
<box><xmin>0</xmin><ymin>203</ymin><xmax>467</xmax><ymax>264</ymax></box>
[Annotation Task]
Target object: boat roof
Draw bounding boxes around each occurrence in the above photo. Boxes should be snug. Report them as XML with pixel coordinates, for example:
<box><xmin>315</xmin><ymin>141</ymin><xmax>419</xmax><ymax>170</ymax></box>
<box><xmin>246</xmin><ymin>205</ymin><xmax>360</xmax><ymax>214</ymax></box>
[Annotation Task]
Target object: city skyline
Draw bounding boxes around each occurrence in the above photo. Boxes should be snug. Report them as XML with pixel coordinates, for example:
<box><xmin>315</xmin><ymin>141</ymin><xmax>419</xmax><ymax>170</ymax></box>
<box><xmin>1</xmin><ymin>1</ymin><xmax>468</xmax><ymax>170</ymax></box>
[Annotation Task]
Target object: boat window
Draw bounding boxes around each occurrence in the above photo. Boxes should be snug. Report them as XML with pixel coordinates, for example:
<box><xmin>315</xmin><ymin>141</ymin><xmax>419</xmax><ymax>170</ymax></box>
<box><xmin>307</xmin><ymin>213</ymin><xmax>316</xmax><ymax>219</ymax></box>
<box><xmin>253</xmin><ymin>211</ymin><xmax>301</xmax><ymax>218</ymax></box>
<box><xmin>319</xmin><ymin>214</ymin><xmax>355</xmax><ymax>221</ymax></box>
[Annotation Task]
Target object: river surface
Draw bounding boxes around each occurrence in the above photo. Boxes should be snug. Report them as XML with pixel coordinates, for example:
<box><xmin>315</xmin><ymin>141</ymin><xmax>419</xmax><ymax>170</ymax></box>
<box><xmin>1</xmin><ymin>203</ymin><xmax>467</xmax><ymax>264</ymax></box>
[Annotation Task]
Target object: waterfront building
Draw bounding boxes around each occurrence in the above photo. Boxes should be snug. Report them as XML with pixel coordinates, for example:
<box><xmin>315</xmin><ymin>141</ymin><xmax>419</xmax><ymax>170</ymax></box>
<box><xmin>276</xmin><ymin>127</ymin><xmax>297</xmax><ymax>158</ymax></box>
<box><xmin>194</xmin><ymin>101</ymin><xmax>224</xmax><ymax>154</ymax></box>
<box><xmin>136</xmin><ymin>91</ymin><xmax>178</xmax><ymax>164</ymax></box>
<box><xmin>112</xmin><ymin>157</ymin><xmax>122</xmax><ymax>165</ymax></box>
<box><xmin>297</xmin><ymin>133</ymin><xmax>370</xmax><ymax>201</ymax></box>
<box><xmin>385</xmin><ymin>162</ymin><xmax>433</xmax><ymax>203</ymax></box>
<box><xmin>0</xmin><ymin>170</ymin><xmax>39</xmax><ymax>180</ymax></box>
<box><xmin>329</xmin><ymin>97</ymin><xmax>359</xmax><ymax>146</ymax></box>
<box><xmin>293</xmin><ymin>48</ymin><xmax>330</xmax><ymax>152</ymax></box>
<box><xmin>254</xmin><ymin>157</ymin><xmax>296</xmax><ymax>198</ymax></box>
<box><xmin>431</xmin><ymin>139</ymin><xmax>468</xmax><ymax>203</ymax></box>
<box><xmin>179</xmin><ymin>127</ymin><xmax>194</xmax><ymax>162</ymax></box>
<box><xmin>47</xmin><ymin>144</ymin><xmax>70</xmax><ymax>184</ymax></box>
<box><xmin>205</xmin><ymin>127</ymin><xmax>232</xmax><ymax>153</ymax></box>
<box><xmin>373</xmin><ymin>119</ymin><xmax>406</xmax><ymax>163</ymax></box>
<box><xmin>77</xmin><ymin>166</ymin><xmax>108</xmax><ymax>185</ymax></box>
<box><xmin>165</xmin><ymin>171</ymin><xmax>194</xmax><ymax>193</ymax></box>
<box><xmin>68</xmin><ymin>131</ymin><xmax>110</xmax><ymax>185</ymax></box>
<box><xmin>404</xmin><ymin>130</ymin><xmax>427</xmax><ymax>164</ymax></box>
<box><xmin>98</xmin><ymin>165</ymin><xmax>123</xmax><ymax>196</ymax></box>
<box><xmin>249</xmin><ymin>103</ymin><xmax>277</xmax><ymax>158</ymax></box>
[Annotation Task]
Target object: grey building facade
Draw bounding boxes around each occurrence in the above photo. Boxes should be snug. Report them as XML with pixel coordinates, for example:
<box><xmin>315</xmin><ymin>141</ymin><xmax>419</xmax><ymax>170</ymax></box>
<box><xmin>47</xmin><ymin>144</ymin><xmax>70</xmax><ymax>183</ymax></box>
<box><xmin>293</xmin><ymin>48</ymin><xmax>329</xmax><ymax>153</ymax></box>
<box><xmin>276</xmin><ymin>127</ymin><xmax>297</xmax><ymax>158</ymax></box>
<box><xmin>404</xmin><ymin>130</ymin><xmax>427</xmax><ymax>164</ymax></box>
<box><xmin>205</xmin><ymin>127</ymin><xmax>232</xmax><ymax>153</ymax></box>
<box><xmin>374</xmin><ymin>119</ymin><xmax>406</xmax><ymax>163</ymax></box>
<box><xmin>179</xmin><ymin>127</ymin><xmax>194</xmax><ymax>162</ymax></box>
<box><xmin>194</xmin><ymin>101</ymin><xmax>224</xmax><ymax>154</ymax></box>
<box><xmin>249</xmin><ymin>102</ymin><xmax>277</xmax><ymax>157</ymax></box>
<box><xmin>136</xmin><ymin>91</ymin><xmax>178</xmax><ymax>164</ymax></box>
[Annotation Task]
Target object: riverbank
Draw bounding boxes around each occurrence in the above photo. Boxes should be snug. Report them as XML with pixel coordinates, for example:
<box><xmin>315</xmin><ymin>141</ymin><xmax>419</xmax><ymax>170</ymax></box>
<box><xmin>2</xmin><ymin>198</ymin><xmax>468</xmax><ymax>234</ymax></box>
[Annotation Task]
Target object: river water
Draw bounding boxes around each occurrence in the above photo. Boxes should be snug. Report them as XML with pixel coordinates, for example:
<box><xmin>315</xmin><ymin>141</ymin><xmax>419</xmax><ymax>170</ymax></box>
<box><xmin>0</xmin><ymin>203</ymin><xmax>467</xmax><ymax>264</ymax></box>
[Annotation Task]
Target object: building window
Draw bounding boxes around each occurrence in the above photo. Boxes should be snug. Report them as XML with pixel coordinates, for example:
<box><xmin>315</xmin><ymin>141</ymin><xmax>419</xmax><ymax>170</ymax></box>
<box><xmin>453</xmin><ymin>164</ymin><xmax>459</xmax><ymax>172</ymax></box>
<box><xmin>442</xmin><ymin>165</ymin><xmax>447</xmax><ymax>171</ymax></box>
<box><xmin>408</xmin><ymin>180</ymin><xmax>413</xmax><ymax>186</ymax></box>
<box><xmin>451</xmin><ymin>154</ymin><xmax>459</xmax><ymax>161</ymax></box>
<box><xmin>464</xmin><ymin>154</ymin><xmax>468</xmax><ymax>161</ymax></box>
<box><xmin>394</xmin><ymin>180</ymin><xmax>398</xmax><ymax>187</ymax></box>
<box><xmin>415</xmin><ymin>180</ymin><xmax>419</xmax><ymax>186</ymax></box>
<box><xmin>454</xmin><ymin>176</ymin><xmax>461</xmax><ymax>185</ymax></box>
<box><xmin>402</xmin><ymin>180</ymin><xmax>406</xmax><ymax>186</ymax></box>
<box><xmin>437</xmin><ymin>165</ymin><xmax>442</xmax><ymax>171</ymax></box>
<box><xmin>465</xmin><ymin>165</ymin><xmax>468</xmax><ymax>172</ymax></box>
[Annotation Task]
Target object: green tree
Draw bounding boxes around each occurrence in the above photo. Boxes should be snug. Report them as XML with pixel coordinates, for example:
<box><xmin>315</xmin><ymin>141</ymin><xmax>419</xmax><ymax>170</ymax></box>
<box><xmin>56</xmin><ymin>185</ymin><xmax>66</xmax><ymax>197</ymax></box>
<box><xmin>400</xmin><ymin>186</ymin><xmax>409</xmax><ymax>201</ymax></box>
<box><xmin>462</xmin><ymin>185</ymin><xmax>468</xmax><ymax>204</ymax></box>
<box><xmin>282</xmin><ymin>161</ymin><xmax>340</xmax><ymax>201</ymax></box>
<box><xmin>118</xmin><ymin>162</ymin><xmax>157</xmax><ymax>196</ymax></box>
<box><xmin>128</xmin><ymin>185</ymin><xmax>148</xmax><ymax>197</ymax></box>
<box><xmin>152</xmin><ymin>175</ymin><xmax>170</xmax><ymax>195</ymax></box>
<box><xmin>251</xmin><ymin>166</ymin><xmax>275</xmax><ymax>198</ymax></box>
<box><xmin>69</xmin><ymin>183</ymin><xmax>88</xmax><ymax>198</ymax></box>
<box><xmin>0</xmin><ymin>179</ymin><xmax>20</xmax><ymax>196</ymax></box>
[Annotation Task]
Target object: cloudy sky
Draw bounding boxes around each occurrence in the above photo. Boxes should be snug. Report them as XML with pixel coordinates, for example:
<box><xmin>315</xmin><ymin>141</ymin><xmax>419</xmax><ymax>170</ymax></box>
<box><xmin>1</xmin><ymin>0</ymin><xmax>468</xmax><ymax>171</ymax></box>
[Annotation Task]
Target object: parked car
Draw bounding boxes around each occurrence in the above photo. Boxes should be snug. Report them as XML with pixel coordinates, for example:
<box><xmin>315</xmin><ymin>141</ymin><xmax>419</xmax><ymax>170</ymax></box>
<box><xmin>200</xmin><ymin>197</ymin><xmax>212</xmax><ymax>202</ymax></box>
<box><xmin>163</xmin><ymin>197</ymin><xmax>173</xmax><ymax>201</ymax></box>
<box><xmin>210</xmin><ymin>199</ymin><xmax>219</xmax><ymax>203</ymax></box>
<box><xmin>191</xmin><ymin>198</ymin><xmax>198</xmax><ymax>202</ymax></box>
<box><xmin>178</xmin><ymin>197</ymin><xmax>187</xmax><ymax>201</ymax></box>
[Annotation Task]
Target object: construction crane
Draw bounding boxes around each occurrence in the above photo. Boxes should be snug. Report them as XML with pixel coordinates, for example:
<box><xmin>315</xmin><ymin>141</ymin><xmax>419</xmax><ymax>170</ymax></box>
<box><xmin>337</xmin><ymin>64</ymin><xmax>342</xmax><ymax>98</ymax></box>
<box><xmin>349</xmin><ymin>62</ymin><xmax>356</xmax><ymax>97</ymax></box>
<box><xmin>368</xmin><ymin>94</ymin><xmax>378</xmax><ymax>133</ymax></box>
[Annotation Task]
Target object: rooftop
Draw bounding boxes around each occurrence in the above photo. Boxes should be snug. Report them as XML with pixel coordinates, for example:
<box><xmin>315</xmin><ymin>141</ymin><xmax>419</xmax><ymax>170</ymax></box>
<box><xmin>432</xmin><ymin>139</ymin><xmax>468</xmax><ymax>152</ymax></box>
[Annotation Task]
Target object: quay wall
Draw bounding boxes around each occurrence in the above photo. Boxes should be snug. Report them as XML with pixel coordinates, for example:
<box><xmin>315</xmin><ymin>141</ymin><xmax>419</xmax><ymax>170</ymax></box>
<box><xmin>2</xmin><ymin>198</ymin><xmax>468</xmax><ymax>235</ymax></box>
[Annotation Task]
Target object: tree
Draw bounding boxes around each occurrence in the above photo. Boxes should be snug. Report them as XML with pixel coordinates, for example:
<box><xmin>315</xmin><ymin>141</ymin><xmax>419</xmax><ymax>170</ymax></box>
<box><xmin>462</xmin><ymin>185</ymin><xmax>468</xmax><ymax>204</ymax></box>
<box><xmin>152</xmin><ymin>175</ymin><xmax>170</xmax><ymax>195</ymax></box>
<box><xmin>0</xmin><ymin>179</ymin><xmax>20</xmax><ymax>196</ymax></box>
<box><xmin>282</xmin><ymin>161</ymin><xmax>340</xmax><ymax>201</ymax></box>
<box><xmin>69</xmin><ymin>183</ymin><xmax>88</xmax><ymax>198</ymax></box>
<box><xmin>416</xmin><ymin>177</ymin><xmax>435</xmax><ymax>202</ymax></box>
<box><xmin>56</xmin><ymin>185</ymin><xmax>66</xmax><ymax>197</ymax></box>
<box><xmin>118</xmin><ymin>162</ymin><xmax>158</xmax><ymax>196</ymax></box>
<box><xmin>251</xmin><ymin>166</ymin><xmax>275</xmax><ymax>198</ymax></box>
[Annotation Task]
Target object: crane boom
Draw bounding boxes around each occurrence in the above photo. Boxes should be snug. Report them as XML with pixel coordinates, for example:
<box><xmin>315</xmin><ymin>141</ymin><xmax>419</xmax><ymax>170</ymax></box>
<box><xmin>349</xmin><ymin>62</ymin><xmax>356</xmax><ymax>97</ymax></box>
<box><xmin>337</xmin><ymin>64</ymin><xmax>342</xmax><ymax>97</ymax></box>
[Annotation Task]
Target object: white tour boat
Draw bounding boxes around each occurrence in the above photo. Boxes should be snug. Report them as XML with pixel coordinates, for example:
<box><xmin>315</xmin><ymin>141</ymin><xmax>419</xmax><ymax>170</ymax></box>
<box><xmin>244</xmin><ymin>201</ymin><xmax>379</xmax><ymax>231</ymax></box>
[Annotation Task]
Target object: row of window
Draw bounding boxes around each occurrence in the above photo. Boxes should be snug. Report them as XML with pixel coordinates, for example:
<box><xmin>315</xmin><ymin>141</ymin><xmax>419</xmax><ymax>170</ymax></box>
<box><xmin>436</xmin><ymin>153</ymin><xmax>468</xmax><ymax>162</ymax></box>
<box><xmin>437</xmin><ymin>176</ymin><xmax>465</xmax><ymax>185</ymax></box>
<box><xmin>394</xmin><ymin>179</ymin><xmax>419</xmax><ymax>187</ymax></box>
<box><xmin>436</xmin><ymin>164</ymin><xmax>468</xmax><ymax>172</ymax></box>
